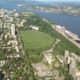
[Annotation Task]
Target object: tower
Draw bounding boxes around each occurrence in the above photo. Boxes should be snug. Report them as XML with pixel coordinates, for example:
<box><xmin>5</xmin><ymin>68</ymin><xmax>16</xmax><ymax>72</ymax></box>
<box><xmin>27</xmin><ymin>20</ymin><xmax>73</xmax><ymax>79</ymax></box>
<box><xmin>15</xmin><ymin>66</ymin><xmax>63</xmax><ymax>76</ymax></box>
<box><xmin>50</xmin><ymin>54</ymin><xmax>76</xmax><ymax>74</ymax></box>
<box><xmin>11</xmin><ymin>24</ymin><xmax>16</xmax><ymax>39</ymax></box>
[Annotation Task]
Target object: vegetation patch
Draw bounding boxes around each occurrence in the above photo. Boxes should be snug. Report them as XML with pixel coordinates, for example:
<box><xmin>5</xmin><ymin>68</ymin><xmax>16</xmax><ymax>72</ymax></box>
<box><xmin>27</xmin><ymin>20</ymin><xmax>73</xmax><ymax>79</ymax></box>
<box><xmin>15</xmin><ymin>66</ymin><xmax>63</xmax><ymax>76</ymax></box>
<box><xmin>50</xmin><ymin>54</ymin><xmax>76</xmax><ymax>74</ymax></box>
<box><xmin>20</xmin><ymin>30</ymin><xmax>54</xmax><ymax>63</ymax></box>
<box><xmin>23</xmin><ymin>14</ymin><xmax>80</xmax><ymax>56</ymax></box>
<box><xmin>20</xmin><ymin>14</ymin><xmax>80</xmax><ymax>63</ymax></box>
<box><xmin>20</xmin><ymin>30</ymin><xmax>54</xmax><ymax>50</ymax></box>
<box><xmin>0</xmin><ymin>49</ymin><xmax>5</xmax><ymax>60</ymax></box>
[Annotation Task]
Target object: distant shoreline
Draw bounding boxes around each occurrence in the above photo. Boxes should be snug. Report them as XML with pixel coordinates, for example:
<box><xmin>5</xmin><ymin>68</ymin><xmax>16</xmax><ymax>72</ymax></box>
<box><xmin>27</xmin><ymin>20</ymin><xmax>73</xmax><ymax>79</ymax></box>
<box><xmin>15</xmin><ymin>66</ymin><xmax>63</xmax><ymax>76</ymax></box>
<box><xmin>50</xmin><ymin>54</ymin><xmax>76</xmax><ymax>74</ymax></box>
<box><xmin>33</xmin><ymin>11</ymin><xmax>80</xmax><ymax>37</ymax></box>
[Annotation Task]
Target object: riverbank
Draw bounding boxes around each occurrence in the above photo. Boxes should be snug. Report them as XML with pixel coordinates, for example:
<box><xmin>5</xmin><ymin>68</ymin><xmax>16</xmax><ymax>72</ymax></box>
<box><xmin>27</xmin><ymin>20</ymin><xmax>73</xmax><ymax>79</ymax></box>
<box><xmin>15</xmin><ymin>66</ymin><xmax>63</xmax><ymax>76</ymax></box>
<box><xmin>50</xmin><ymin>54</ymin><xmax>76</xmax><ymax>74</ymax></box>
<box><xmin>52</xmin><ymin>24</ymin><xmax>80</xmax><ymax>48</ymax></box>
<box><xmin>34</xmin><ymin>11</ymin><xmax>80</xmax><ymax>37</ymax></box>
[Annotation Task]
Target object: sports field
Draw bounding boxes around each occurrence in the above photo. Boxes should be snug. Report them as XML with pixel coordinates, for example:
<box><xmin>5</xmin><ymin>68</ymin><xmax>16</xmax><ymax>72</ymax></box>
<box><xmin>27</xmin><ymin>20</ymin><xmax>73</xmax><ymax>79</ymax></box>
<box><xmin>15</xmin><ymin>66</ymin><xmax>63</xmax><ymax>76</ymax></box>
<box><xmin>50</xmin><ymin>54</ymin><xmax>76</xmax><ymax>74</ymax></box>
<box><xmin>20</xmin><ymin>30</ymin><xmax>54</xmax><ymax>50</ymax></box>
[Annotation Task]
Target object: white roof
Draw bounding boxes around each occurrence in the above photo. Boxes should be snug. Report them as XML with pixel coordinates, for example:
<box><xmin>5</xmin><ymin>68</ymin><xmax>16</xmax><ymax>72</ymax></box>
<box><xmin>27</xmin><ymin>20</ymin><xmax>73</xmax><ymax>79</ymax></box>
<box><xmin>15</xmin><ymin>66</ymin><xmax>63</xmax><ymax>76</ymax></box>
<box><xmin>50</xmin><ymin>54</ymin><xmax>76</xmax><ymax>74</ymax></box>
<box><xmin>76</xmin><ymin>72</ymin><xmax>80</xmax><ymax>76</ymax></box>
<box><xmin>65</xmin><ymin>30</ymin><xmax>70</xmax><ymax>34</ymax></box>
<box><xmin>56</xmin><ymin>25</ymin><xmax>62</xmax><ymax>28</ymax></box>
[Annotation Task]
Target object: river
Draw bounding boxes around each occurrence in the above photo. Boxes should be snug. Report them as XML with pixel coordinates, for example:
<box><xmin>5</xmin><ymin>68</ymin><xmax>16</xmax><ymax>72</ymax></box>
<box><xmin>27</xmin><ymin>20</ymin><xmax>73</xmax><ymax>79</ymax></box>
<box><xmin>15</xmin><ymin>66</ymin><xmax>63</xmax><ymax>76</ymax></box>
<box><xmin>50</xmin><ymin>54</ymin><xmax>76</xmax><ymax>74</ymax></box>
<box><xmin>34</xmin><ymin>11</ymin><xmax>80</xmax><ymax>37</ymax></box>
<box><xmin>0</xmin><ymin>1</ymin><xmax>80</xmax><ymax>37</ymax></box>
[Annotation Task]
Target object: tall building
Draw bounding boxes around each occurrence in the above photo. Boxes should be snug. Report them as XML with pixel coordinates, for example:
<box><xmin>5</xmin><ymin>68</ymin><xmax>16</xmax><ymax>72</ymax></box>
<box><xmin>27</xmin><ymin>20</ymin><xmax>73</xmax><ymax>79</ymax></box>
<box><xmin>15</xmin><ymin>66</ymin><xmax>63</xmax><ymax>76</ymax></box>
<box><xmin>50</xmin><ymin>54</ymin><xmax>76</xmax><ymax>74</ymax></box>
<box><xmin>11</xmin><ymin>24</ymin><xmax>16</xmax><ymax>39</ymax></box>
<box><xmin>69</xmin><ymin>58</ymin><xmax>77</xmax><ymax>80</ymax></box>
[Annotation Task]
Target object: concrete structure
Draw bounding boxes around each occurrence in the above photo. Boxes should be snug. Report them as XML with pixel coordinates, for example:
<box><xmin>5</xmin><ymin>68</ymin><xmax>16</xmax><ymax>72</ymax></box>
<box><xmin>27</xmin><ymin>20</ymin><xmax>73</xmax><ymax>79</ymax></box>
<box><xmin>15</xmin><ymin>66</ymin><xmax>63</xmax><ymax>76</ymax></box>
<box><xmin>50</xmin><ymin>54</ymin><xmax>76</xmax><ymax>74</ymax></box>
<box><xmin>0</xmin><ymin>34</ymin><xmax>3</xmax><ymax>41</ymax></box>
<box><xmin>7</xmin><ymin>54</ymin><xmax>20</xmax><ymax>59</ymax></box>
<box><xmin>0</xmin><ymin>20</ymin><xmax>3</xmax><ymax>28</ymax></box>
<box><xmin>55</xmin><ymin>25</ymin><xmax>65</xmax><ymax>33</ymax></box>
<box><xmin>32</xmin><ymin>63</ymin><xmax>53</xmax><ymax>79</ymax></box>
<box><xmin>76</xmin><ymin>72</ymin><xmax>80</xmax><ymax>80</ymax></box>
<box><xmin>53</xmin><ymin>25</ymin><xmax>80</xmax><ymax>48</ymax></box>
<box><xmin>30</xmin><ymin>25</ymin><xmax>39</xmax><ymax>30</ymax></box>
<box><xmin>63</xmin><ymin>50</ymin><xmax>80</xmax><ymax>80</ymax></box>
<box><xmin>0</xmin><ymin>60</ymin><xmax>5</xmax><ymax>67</ymax></box>
<box><xmin>14</xmin><ymin>12</ymin><xmax>19</xmax><ymax>17</ymax></box>
<box><xmin>56</xmin><ymin>25</ymin><xmax>79</xmax><ymax>40</ymax></box>
<box><xmin>11</xmin><ymin>24</ymin><xmax>16</xmax><ymax>39</ymax></box>
<box><xmin>64</xmin><ymin>50</ymin><xmax>71</xmax><ymax>64</ymax></box>
<box><xmin>69</xmin><ymin>57</ymin><xmax>77</xmax><ymax>80</ymax></box>
<box><xmin>65</xmin><ymin>30</ymin><xmax>78</xmax><ymax>40</ymax></box>
<box><xmin>44</xmin><ymin>53</ymin><xmax>53</xmax><ymax>64</ymax></box>
<box><xmin>20</xmin><ymin>19</ymin><xmax>26</xmax><ymax>26</ymax></box>
<box><xmin>0</xmin><ymin>9</ymin><xmax>4</xmax><ymax>17</ymax></box>
<box><xmin>9</xmin><ymin>17</ymin><xmax>14</xmax><ymax>22</ymax></box>
<box><xmin>7</xmin><ymin>40</ymin><xmax>19</xmax><ymax>52</ymax></box>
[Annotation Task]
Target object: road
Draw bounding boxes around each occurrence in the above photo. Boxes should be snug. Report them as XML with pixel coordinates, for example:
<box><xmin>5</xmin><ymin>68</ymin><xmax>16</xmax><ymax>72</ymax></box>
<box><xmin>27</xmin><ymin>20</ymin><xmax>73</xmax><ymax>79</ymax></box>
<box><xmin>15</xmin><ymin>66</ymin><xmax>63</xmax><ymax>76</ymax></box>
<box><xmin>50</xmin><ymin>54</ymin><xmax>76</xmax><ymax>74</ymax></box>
<box><xmin>51</xmin><ymin>25</ymin><xmax>80</xmax><ymax>48</ymax></box>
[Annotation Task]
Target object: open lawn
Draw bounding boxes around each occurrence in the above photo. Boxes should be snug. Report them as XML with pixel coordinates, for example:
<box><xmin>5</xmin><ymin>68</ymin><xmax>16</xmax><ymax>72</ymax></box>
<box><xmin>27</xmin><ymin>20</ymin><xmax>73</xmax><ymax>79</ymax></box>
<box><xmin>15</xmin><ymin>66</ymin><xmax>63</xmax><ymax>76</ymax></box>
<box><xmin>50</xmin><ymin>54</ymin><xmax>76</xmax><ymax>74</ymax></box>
<box><xmin>23</xmin><ymin>14</ymin><xmax>80</xmax><ymax>56</ymax></box>
<box><xmin>20</xmin><ymin>30</ymin><xmax>54</xmax><ymax>63</ymax></box>
<box><xmin>20</xmin><ymin>30</ymin><xmax>54</xmax><ymax>50</ymax></box>
<box><xmin>20</xmin><ymin>15</ymin><xmax>80</xmax><ymax>63</ymax></box>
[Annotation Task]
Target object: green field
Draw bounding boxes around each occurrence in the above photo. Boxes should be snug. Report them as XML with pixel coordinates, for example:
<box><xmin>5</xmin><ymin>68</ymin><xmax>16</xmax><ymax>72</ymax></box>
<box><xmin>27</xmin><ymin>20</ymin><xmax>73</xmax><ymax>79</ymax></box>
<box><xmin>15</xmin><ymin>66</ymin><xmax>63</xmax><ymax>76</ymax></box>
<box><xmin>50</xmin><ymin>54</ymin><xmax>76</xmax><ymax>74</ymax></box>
<box><xmin>20</xmin><ymin>30</ymin><xmax>54</xmax><ymax>50</ymax></box>
<box><xmin>20</xmin><ymin>30</ymin><xmax>54</xmax><ymax>63</ymax></box>
<box><xmin>24</xmin><ymin>15</ymin><xmax>80</xmax><ymax>56</ymax></box>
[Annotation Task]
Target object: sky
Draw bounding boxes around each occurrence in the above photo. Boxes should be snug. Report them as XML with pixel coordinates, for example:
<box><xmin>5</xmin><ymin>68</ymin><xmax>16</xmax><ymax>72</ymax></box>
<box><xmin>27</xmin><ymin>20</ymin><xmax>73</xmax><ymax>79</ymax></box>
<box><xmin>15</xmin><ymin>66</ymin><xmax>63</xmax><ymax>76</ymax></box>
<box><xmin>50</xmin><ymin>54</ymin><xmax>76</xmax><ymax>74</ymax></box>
<box><xmin>34</xmin><ymin>0</ymin><xmax>80</xmax><ymax>2</ymax></box>
<box><xmin>3</xmin><ymin>0</ymin><xmax>80</xmax><ymax>3</ymax></box>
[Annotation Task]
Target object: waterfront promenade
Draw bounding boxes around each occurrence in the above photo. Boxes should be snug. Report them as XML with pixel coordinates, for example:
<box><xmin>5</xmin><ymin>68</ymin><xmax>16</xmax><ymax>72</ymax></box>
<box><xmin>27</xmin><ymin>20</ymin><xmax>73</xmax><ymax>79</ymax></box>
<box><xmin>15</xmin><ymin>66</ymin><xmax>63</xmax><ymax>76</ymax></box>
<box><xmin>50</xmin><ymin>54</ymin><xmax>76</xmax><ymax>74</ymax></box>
<box><xmin>51</xmin><ymin>25</ymin><xmax>80</xmax><ymax>48</ymax></box>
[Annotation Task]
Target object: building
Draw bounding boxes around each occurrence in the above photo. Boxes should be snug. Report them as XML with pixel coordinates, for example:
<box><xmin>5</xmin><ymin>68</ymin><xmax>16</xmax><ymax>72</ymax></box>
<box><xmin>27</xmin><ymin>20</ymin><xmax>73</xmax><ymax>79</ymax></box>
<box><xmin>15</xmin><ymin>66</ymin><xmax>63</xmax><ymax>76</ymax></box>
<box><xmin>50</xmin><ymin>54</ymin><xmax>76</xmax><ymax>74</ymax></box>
<box><xmin>10</xmin><ymin>24</ymin><xmax>16</xmax><ymax>39</ymax></box>
<box><xmin>20</xmin><ymin>19</ymin><xmax>26</xmax><ymax>26</ymax></box>
<box><xmin>30</xmin><ymin>25</ymin><xmax>39</xmax><ymax>31</ymax></box>
<box><xmin>7</xmin><ymin>40</ymin><xmax>19</xmax><ymax>52</ymax></box>
<box><xmin>64</xmin><ymin>50</ymin><xmax>71</xmax><ymax>64</ymax></box>
<box><xmin>44</xmin><ymin>53</ymin><xmax>53</xmax><ymax>65</ymax></box>
<box><xmin>76</xmin><ymin>72</ymin><xmax>80</xmax><ymax>80</ymax></box>
<box><xmin>0</xmin><ymin>60</ymin><xmax>5</xmax><ymax>67</ymax></box>
<box><xmin>69</xmin><ymin>58</ymin><xmax>77</xmax><ymax>80</ymax></box>
<box><xmin>55</xmin><ymin>25</ymin><xmax>65</xmax><ymax>33</ymax></box>
<box><xmin>65</xmin><ymin>30</ymin><xmax>78</xmax><ymax>40</ymax></box>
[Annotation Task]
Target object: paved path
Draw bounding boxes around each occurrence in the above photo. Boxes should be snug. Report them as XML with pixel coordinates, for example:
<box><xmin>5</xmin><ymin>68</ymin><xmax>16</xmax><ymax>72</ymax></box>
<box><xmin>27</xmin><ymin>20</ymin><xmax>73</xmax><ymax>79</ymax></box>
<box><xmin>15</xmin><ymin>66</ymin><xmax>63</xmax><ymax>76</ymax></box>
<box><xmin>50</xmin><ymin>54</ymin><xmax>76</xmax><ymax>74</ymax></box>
<box><xmin>52</xmin><ymin>25</ymin><xmax>80</xmax><ymax>48</ymax></box>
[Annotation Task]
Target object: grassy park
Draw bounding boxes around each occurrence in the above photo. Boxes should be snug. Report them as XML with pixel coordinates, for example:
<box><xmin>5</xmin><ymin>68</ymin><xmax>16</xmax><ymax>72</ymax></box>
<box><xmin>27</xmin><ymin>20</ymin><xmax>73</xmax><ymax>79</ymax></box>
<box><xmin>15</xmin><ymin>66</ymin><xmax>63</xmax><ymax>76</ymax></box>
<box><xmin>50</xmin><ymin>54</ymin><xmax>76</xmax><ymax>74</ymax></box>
<box><xmin>20</xmin><ymin>30</ymin><xmax>54</xmax><ymax>63</ymax></box>
<box><xmin>19</xmin><ymin>14</ymin><xmax>80</xmax><ymax>63</ymax></box>
<box><xmin>23</xmin><ymin>14</ymin><xmax>80</xmax><ymax>56</ymax></box>
<box><xmin>20</xmin><ymin>30</ymin><xmax>54</xmax><ymax>50</ymax></box>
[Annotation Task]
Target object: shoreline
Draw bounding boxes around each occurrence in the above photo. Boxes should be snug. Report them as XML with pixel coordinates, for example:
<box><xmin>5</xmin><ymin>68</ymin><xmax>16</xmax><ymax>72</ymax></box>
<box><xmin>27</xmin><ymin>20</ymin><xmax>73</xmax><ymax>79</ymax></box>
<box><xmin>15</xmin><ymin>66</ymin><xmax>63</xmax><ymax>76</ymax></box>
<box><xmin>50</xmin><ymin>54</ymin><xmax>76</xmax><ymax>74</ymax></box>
<box><xmin>52</xmin><ymin>24</ymin><xmax>80</xmax><ymax>48</ymax></box>
<box><xmin>34</xmin><ymin>11</ymin><xmax>80</xmax><ymax>37</ymax></box>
